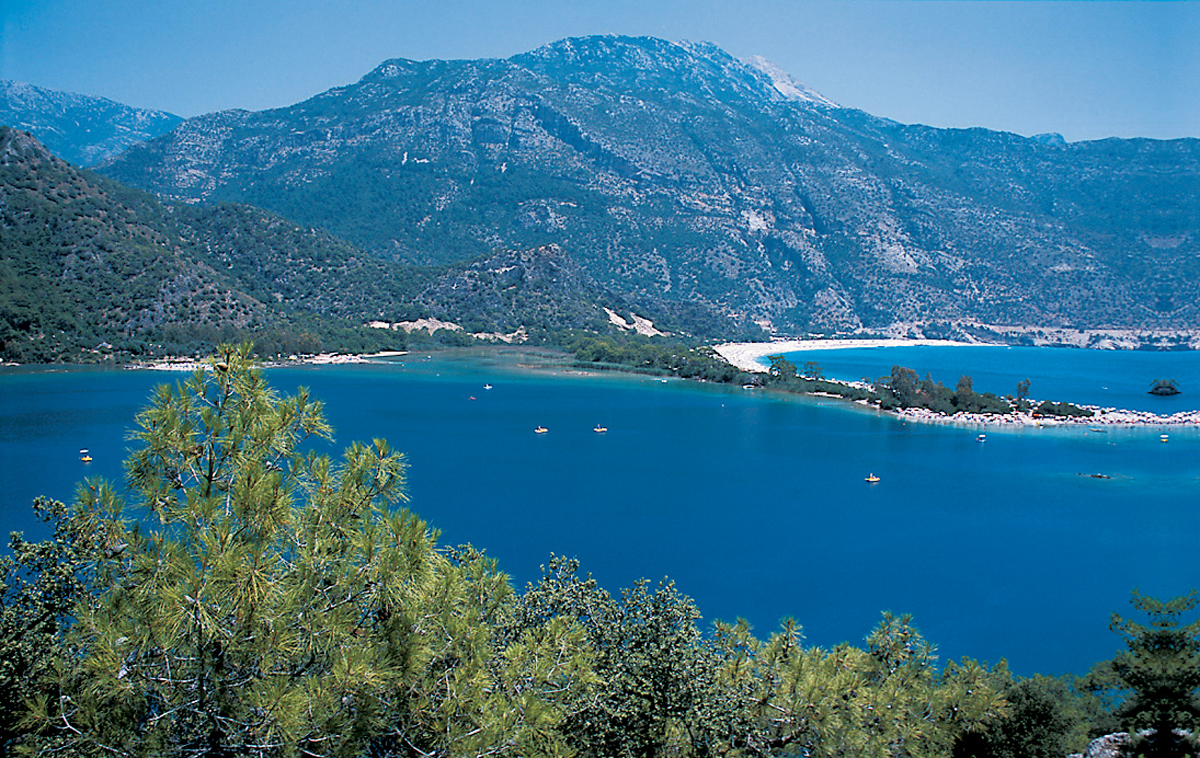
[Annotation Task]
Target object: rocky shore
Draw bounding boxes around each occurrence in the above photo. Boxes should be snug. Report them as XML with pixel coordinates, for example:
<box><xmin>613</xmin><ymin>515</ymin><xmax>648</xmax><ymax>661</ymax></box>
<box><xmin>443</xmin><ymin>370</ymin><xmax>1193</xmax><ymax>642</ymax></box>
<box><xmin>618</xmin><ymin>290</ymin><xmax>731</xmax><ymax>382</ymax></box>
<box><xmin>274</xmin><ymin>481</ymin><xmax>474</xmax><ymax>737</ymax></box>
<box><xmin>895</xmin><ymin>404</ymin><xmax>1200</xmax><ymax>428</ymax></box>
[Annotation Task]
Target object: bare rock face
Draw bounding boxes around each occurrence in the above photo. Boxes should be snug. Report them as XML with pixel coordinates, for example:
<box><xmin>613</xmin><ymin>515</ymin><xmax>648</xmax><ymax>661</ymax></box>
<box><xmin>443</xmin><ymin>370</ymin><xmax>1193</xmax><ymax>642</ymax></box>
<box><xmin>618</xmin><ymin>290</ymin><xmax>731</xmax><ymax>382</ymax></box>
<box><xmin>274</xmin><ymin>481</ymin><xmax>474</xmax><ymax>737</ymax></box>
<box><xmin>1068</xmin><ymin>732</ymin><xmax>1128</xmax><ymax>758</ymax></box>
<box><xmin>98</xmin><ymin>35</ymin><xmax>1200</xmax><ymax>335</ymax></box>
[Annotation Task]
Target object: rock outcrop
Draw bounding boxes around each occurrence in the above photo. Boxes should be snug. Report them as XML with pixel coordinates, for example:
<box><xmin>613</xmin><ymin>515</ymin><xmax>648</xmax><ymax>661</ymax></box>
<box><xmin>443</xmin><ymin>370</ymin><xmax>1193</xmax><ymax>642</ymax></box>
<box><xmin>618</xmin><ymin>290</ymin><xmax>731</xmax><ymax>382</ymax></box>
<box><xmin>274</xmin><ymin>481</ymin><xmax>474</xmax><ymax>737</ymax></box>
<box><xmin>1068</xmin><ymin>732</ymin><xmax>1129</xmax><ymax>758</ymax></box>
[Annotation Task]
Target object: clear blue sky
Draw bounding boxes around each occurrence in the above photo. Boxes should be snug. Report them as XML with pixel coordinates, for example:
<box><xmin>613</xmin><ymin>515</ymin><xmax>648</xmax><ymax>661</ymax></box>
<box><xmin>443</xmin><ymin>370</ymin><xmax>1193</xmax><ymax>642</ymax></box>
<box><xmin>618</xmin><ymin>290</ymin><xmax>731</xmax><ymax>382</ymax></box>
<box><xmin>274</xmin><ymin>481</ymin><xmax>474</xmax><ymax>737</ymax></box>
<box><xmin>2</xmin><ymin>0</ymin><xmax>1196</xmax><ymax>143</ymax></box>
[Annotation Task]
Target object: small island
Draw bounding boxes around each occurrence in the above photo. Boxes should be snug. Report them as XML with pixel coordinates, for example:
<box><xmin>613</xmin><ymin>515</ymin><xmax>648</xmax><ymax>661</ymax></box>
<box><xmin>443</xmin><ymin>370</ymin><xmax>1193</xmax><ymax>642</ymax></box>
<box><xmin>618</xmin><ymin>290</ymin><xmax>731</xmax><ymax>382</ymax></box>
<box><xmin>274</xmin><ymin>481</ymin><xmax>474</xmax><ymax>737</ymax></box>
<box><xmin>1149</xmin><ymin>379</ymin><xmax>1182</xmax><ymax>396</ymax></box>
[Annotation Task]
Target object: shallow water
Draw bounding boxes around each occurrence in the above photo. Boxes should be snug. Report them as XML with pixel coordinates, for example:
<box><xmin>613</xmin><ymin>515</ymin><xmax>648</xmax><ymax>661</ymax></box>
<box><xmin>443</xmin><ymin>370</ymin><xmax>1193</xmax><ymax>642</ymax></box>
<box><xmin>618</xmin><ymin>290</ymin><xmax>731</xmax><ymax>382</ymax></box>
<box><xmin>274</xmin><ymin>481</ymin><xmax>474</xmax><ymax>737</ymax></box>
<box><xmin>2</xmin><ymin>348</ymin><xmax>1197</xmax><ymax>677</ymax></box>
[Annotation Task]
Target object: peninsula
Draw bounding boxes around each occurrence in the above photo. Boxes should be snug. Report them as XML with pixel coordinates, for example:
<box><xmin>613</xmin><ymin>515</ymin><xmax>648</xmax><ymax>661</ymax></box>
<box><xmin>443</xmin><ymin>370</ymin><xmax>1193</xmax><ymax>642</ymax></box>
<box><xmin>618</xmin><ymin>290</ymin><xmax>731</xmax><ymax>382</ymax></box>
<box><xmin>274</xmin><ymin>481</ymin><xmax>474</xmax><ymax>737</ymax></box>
<box><xmin>711</xmin><ymin>339</ymin><xmax>1200</xmax><ymax>429</ymax></box>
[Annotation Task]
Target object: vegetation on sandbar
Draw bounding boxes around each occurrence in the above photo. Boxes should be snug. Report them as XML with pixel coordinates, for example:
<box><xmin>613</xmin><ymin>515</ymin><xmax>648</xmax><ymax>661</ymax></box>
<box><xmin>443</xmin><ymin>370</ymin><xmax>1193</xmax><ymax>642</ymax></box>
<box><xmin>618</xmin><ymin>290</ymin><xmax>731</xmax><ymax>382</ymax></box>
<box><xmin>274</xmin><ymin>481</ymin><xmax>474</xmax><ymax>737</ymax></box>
<box><xmin>761</xmin><ymin>354</ymin><xmax>1094</xmax><ymax>420</ymax></box>
<box><xmin>559</xmin><ymin>334</ymin><xmax>1096</xmax><ymax>420</ymax></box>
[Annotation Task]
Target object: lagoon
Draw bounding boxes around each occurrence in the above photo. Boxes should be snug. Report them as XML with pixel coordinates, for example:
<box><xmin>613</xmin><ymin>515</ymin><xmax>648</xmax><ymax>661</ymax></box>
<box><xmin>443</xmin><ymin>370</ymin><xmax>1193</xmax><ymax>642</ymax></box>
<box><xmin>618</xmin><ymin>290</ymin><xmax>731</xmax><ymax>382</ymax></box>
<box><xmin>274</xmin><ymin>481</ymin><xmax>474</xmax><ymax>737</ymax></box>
<box><xmin>1</xmin><ymin>346</ymin><xmax>1197</xmax><ymax>678</ymax></box>
<box><xmin>772</xmin><ymin>343</ymin><xmax>1200</xmax><ymax>414</ymax></box>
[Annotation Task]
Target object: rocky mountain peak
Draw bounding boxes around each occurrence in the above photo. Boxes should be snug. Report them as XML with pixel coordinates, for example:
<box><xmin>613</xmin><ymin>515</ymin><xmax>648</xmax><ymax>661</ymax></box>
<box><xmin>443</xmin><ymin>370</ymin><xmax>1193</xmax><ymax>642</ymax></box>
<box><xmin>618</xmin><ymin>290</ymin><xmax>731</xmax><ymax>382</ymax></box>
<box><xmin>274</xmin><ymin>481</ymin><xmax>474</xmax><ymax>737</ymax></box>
<box><xmin>742</xmin><ymin>55</ymin><xmax>837</xmax><ymax>107</ymax></box>
<box><xmin>510</xmin><ymin>34</ymin><xmax>793</xmax><ymax>108</ymax></box>
<box><xmin>0</xmin><ymin>80</ymin><xmax>182</xmax><ymax>166</ymax></box>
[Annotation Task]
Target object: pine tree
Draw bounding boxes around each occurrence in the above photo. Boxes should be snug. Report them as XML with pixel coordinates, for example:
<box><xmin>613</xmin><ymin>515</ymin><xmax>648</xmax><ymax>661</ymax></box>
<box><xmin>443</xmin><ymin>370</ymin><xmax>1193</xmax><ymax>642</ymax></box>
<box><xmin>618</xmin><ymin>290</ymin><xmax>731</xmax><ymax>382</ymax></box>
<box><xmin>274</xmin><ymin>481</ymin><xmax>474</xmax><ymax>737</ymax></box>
<box><xmin>20</xmin><ymin>343</ymin><xmax>587</xmax><ymax>758</ymax></box>
<box><xmin>1110</xmin><ymin>590</ymin><xmax>1200</xmax><ymax>758</ymax></box>
<box><xmin>712</xmin><ymin>613</ymin><xmax>1010</xmax><ymax>758</ymax></box>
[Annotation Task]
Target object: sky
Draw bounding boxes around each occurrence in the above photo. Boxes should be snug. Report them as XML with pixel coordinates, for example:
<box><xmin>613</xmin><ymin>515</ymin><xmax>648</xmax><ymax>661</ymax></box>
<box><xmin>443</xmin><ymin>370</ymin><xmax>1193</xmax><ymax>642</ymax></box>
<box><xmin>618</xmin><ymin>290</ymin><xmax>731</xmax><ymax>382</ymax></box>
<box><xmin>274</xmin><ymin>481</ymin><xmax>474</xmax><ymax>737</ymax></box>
<box><xmin>1</xmin><ymin>0</ymin><xmax>1197</xmax><ymax>143</ymax></box>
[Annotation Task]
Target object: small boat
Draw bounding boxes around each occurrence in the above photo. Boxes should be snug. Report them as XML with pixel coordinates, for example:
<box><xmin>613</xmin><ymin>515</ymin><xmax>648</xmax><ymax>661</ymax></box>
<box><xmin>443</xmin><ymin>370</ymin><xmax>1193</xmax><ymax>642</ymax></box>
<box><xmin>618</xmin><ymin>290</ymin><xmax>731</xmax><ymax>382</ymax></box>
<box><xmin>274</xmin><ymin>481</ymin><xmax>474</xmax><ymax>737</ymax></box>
<box><xmin>79</xmin><ymin>448</ymin><xmax>92</xmax><ymax>462</ymax></box>
<box><xmin>534</xmin><ymin>426</ymin><xmax>548</xmax><ymax>434</ymax></box>
<box><xmin>864</xmin><ymin>473</ymin><xmax>880</xmax><ymax>483</ymax></box>
<box><xmin>976</xmin><ymin>434</ymin><xmax>986</xmax><ymax>443</ymax></box>
<box><xmin>593</xmin><ymin>425</ymin><xmax>608</xmax><ymax>433</ymax></box>
<box><xmin>484</xmin><ymin>384</ymin><xmax>493</xmax><ymax>390</ymax></box>
<box><xmin>1161</xmin><ymin>434</ymin><xmax>1169</xmax><ymax>443</ymax></box>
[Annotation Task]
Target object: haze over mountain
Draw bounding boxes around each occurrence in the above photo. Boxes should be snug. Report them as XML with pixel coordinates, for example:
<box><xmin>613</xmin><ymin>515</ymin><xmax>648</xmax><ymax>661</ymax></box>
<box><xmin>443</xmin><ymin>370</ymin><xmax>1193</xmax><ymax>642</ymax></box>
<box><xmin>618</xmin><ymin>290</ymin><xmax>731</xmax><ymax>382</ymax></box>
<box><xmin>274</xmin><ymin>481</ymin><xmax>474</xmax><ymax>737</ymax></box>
<box><xmin>94</xmin><ymin>36</ymin><xmax>1200</xmax><ymax>341</ymax></box>
<box><xmin>0</xmin><ymin>81</ymin><xmax>182</xmax><ymax>167</ymax></box>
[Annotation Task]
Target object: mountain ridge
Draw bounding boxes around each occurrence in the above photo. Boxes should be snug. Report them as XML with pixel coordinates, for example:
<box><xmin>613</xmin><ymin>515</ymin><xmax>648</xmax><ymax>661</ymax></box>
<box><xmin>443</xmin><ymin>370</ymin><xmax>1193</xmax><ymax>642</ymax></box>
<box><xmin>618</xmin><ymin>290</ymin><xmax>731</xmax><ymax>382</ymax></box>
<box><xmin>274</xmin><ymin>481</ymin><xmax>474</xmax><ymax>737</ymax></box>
<box><xmin>22</xmin><ymin>35</ymin><xmax>1200</xmax><ymax>340</ymax></box>
<box><xmin>0</xmin><ymin>80</ymin><xmax>182</xmax><ymax>166</ymax></box>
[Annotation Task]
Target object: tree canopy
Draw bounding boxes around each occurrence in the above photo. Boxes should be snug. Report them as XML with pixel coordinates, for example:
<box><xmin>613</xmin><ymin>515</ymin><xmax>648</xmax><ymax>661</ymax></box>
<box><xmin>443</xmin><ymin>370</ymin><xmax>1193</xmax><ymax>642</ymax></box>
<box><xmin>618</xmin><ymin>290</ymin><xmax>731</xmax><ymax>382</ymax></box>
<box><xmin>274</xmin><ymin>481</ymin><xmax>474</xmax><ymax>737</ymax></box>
<box><xmin>16</xmin><ymin>343</ymin><xmax>589</xmax><ymax>757</ymax></box>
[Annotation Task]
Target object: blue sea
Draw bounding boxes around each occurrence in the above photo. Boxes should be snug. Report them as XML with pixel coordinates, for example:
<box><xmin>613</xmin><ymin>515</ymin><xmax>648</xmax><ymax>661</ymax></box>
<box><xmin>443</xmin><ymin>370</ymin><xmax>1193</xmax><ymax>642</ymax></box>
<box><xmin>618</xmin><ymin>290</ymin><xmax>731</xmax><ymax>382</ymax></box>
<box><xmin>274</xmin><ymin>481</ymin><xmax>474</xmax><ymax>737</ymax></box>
<box><xmin>2</xmin><ymin>346</ymin><xmax>1198</xmax><ymax>678</ymax></box>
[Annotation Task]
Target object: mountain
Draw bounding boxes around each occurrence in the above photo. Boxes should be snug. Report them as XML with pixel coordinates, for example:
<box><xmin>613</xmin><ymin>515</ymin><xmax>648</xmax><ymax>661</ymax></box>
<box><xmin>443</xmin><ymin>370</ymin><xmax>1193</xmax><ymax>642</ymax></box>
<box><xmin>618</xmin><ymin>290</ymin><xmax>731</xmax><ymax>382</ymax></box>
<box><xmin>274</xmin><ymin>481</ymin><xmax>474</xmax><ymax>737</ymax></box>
<box><xmin>402</xmin><ymin>242</ymin><xmax>735</xmax><ymax>339</ymax></box>
<box><xmin>0</xmin><ymin>127</ymin><xmax>420</xmax><ymax>362</ymax></box>
<box><xmin>97</xmin><ymin>35</ymin><xmax>1200</xmax><ymax>337</ymax></box>
<box><xmin>0</xmin><ymin>80</ymin><xmax>183</xmax><ymax>167</ymax></box>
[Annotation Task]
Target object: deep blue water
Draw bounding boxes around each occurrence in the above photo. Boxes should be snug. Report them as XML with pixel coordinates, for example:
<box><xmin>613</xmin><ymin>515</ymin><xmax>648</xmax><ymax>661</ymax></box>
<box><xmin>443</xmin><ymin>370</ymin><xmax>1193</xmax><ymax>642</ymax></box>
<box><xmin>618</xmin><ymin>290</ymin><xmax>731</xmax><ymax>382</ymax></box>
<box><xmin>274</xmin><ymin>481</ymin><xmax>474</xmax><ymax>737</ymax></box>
<box><xmin>2</xmin><ymin>347</ymin><xmax>1198</xmax><ymax>678</ymax></box>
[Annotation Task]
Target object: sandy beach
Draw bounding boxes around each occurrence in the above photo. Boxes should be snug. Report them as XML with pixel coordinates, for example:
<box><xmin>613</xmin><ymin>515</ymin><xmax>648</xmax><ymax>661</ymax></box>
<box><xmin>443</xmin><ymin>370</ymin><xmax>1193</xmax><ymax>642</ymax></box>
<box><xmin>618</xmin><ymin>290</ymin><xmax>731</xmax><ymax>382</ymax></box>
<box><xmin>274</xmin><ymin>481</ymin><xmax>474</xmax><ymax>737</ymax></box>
<box><xmin>713</xmin><ymin>338</ymin><xmax>985</xmax><ymax>373</ymax></box>
<box><xmin>131</xmin><ymin>350</ymin><xmax>409</xmax><ymax>371</ymax></box>
<box><xmin>713</xmin><ymin>338</ymin><xmax>1200</xmax><ymax>428</ymax></box>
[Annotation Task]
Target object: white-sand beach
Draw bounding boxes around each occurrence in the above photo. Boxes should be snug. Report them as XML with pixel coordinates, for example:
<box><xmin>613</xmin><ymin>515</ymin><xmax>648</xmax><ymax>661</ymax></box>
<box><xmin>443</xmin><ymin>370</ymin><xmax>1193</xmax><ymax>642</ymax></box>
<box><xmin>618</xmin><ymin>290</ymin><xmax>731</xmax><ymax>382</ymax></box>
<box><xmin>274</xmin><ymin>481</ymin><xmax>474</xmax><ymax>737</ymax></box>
<box><xmin>712</xmin><ymin>339</ymin><xmax>1200</xmax><ymax>428</ymax></box>
<box><xmin>713</xmin><ymin>338</ymin><xmax>985</xmax><ymax>373</ymax></box>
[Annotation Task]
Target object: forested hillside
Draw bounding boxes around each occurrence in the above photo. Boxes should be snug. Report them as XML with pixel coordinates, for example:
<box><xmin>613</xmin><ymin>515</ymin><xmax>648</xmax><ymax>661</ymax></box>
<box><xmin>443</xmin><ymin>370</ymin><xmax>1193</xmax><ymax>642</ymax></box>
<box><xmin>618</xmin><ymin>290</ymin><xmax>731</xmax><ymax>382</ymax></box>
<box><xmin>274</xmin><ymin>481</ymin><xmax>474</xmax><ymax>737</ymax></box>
<box><xmin>0</xmin><ymin>126</ymin><xmax>753</xmax><ymax>362</ymax></box>
<box><xmin>0</xmin><ymin>127</ymin><xmax>420</xmax><ymax>361</ymax></box>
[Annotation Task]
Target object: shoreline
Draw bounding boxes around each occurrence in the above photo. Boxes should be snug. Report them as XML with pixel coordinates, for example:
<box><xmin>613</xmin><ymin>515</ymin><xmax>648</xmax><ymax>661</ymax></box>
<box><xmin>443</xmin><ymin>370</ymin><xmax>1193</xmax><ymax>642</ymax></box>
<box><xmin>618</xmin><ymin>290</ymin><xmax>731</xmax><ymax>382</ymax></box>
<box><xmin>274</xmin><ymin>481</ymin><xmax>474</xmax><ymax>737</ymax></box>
<box><xmin>712</xmin><ymin>338</ymin><xmax>1198</xmax><ymax>429</ymax></box>
<box><xmin>127</xmin><ymin>350</ymin><xmax>410</xmax><ymax>372</ymax></box>
<box><xmin>892</xmin><ymin>404</ymin><xmax>1200</xmax><ymax>429</ymax></box>
<box><xmin>12</xmin><ymin>342</ymin><xmax>1198</xmax><ymax>430</ymax></box>
<box><xmin>713</xmin><ymin>338</ymin><xmax>986</xmax><ymax>374</ymax></box>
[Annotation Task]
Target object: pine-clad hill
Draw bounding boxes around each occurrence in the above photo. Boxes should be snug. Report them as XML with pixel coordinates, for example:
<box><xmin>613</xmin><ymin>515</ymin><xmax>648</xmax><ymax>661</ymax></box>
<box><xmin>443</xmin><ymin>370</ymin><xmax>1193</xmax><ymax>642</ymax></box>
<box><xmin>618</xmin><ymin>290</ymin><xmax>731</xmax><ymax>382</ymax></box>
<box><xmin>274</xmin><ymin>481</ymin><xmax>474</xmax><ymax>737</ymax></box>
<box><xmin>0</xmin><ymin>127</ymin><xmax>723</xmax><ymax>363</ymax></box>
<box><xmin>0</xmin><ymin>128</ymin><xmax>419</xmax><ymax>362</ymax></box>
<box><xmin>405</xmin><ymin>243</ymin><xmax>738</xmax><ymax>339</ymax></box>
<box><xmin>99</xmin><ymin>35</ymin><xmax>1200</xmax><ymax>336</ymax></box>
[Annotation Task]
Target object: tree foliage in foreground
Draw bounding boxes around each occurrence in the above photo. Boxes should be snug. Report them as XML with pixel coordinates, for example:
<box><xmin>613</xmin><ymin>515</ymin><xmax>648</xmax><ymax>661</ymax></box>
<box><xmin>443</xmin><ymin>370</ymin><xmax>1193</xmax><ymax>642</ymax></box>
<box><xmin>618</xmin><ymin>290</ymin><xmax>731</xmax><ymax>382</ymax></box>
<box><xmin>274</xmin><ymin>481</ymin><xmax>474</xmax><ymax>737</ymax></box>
<box><xmin>511</xmin><ymin>558</ymin><xmax>1011</xmax><ymax>758</ymax></box>
<box><xmin>1108</xmin><ymin>590</ymin><xmax>1200</xmax><ymax>758</ymax></box>
<box><xmin>0</xmin><ymin>496</ymin><xmax>108</xmax><ymax>754</ymax></box>
<box><xmin>16</xmin><ymin>343</ymin><xmax>589</xmax><ymax>758</ymax></box>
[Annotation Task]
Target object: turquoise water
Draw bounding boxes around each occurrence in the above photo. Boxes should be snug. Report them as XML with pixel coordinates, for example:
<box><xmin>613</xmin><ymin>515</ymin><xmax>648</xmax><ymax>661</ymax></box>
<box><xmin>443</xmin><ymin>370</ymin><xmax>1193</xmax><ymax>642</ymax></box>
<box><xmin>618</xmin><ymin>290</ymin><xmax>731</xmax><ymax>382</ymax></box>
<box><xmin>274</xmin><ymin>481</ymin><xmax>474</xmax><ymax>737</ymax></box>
<box><xmin>775</xmin><ymin>344</ymin><xmax>1200</xmax><ymax>413</ymax></box>
<box><xmin>2</xmin><ymin>348</ymin><xmax>1198</xmax><ymax>677</ymax></box>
